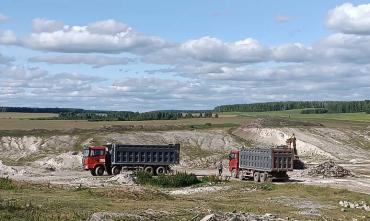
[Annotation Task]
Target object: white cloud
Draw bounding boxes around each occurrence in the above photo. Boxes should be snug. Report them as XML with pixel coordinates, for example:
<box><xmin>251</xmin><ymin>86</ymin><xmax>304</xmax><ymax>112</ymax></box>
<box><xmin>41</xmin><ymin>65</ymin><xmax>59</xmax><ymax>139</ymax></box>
<box><xmin>10</xmin><ymin>19</ymin><xmax>170</xmax><ymax>54</ymax></box>
<box><xmin>29</xmin><ymin>54</ymin><xmax>132</xmax><ymax>68</ymax></box>
<box><xmin>0</xmin><ymin>30</ymin><xmax>17</xmax><ymax>44</ymax></box>
<box><xmin>32</xmin><ymin>18</ymin><xmax>64</xmax><ymax>33</ymax></box>
<box><xmin>271</xmin><ymin>43</ymin><xmax>312</xmax><ymax>62</ymax></box>
<box><xmin>180</xmin><ymin>36</ymin><xmax>269</xmax><ymax>63</ymax></box>
<box><xmin>0</xmin><ymin>53</ymin><xmax>14</xmax><ymax>65</ymax></box>
<box><xmin>0</xmin><ymin>13</ymin><xmax>8</xmax><ymax>23</ymax></box>
<box><xmin>327</xmin><ymin>3</ymin><xmax>370</xmax><ymax>35</ymax></box>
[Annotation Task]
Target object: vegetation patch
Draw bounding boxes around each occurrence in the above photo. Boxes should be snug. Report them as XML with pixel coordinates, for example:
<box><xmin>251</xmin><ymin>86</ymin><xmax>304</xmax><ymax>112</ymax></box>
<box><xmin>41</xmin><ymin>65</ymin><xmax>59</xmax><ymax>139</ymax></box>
<box><xmin>135</xmin><ymin>171</ymin><xmax>201</xmax><ymax>188</ymax></box>
<box><xmin>201</xmin><ymin>175</ymin><xmax>224</xmax><ymax>184</ymax></box>
<box><xmin>0</xmin><ymin>178</ymin><xmax>15</xmax><ymax>190</ymax></box>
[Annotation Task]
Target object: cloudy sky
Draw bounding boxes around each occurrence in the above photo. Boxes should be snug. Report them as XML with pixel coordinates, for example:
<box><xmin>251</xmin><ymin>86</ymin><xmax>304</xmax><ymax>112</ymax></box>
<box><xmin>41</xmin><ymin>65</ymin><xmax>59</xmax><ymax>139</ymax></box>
<box><xmin>0</xmin><ymin>0</ymin><xmax>370</xmax><ymax>111</ymax></box>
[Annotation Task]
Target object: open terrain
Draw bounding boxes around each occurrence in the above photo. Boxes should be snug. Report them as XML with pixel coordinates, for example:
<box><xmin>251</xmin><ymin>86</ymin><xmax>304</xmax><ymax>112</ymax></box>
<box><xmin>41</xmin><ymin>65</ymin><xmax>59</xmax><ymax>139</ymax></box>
<box><xmin>0</xmin><ymin>111</ymin><xmax>369</xmax><ymax>220</ymax></box>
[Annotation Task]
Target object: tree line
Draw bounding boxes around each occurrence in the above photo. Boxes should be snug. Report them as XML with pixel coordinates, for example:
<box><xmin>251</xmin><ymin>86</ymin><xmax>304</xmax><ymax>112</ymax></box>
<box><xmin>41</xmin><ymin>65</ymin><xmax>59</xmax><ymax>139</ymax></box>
<box><xmin>59</xmin><ymin>111</ymin><xmax>217</xmax><ymax>121</ymax></box>
<box><xmin>214</xmin><ymin>101</ymin><xmax>370</xmax><ymax>113</ymax></box>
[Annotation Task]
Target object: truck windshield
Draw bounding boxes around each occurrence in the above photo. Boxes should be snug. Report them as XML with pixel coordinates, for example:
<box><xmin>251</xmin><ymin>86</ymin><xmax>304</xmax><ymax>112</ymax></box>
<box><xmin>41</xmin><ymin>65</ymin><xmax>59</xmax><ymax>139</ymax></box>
<box><xmin>83</xmin><ymin>149</ymin><xmax>89</xmax><ymax>157</ymax></box>
<box><xmin>91</xmin><ymin>149</ymin><xmax>105</xmax><ymax>156</ymax></box>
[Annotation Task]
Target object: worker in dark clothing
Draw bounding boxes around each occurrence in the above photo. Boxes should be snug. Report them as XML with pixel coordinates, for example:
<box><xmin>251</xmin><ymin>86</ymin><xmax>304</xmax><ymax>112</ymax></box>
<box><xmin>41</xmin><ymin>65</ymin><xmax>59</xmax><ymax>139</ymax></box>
<box><xmin>217</xmin><ymin>161</ymin><xmax>223</xmax><ymax>176</ymax></box>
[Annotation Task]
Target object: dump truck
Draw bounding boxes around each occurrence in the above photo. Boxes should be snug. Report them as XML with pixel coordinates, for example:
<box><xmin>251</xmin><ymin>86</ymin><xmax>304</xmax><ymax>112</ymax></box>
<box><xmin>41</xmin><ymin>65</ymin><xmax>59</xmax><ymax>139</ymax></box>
<box><xmin>83</xmin><ymin>143</ymin><xmax>180</xmax><ymax>176</ymax></box>
<box><xmin>228</xmin><ymin>147</ymin><xmax>294</xmax><ymax>182</ymax></box>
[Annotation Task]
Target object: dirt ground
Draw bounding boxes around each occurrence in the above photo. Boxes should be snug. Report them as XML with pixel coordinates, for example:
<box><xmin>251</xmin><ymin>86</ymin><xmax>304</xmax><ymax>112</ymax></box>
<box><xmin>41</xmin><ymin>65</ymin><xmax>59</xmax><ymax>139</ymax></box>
<box><xmin>1</xmin><ymin>121</ymin><xmax>370</xmax><ymax>194</ymax></box>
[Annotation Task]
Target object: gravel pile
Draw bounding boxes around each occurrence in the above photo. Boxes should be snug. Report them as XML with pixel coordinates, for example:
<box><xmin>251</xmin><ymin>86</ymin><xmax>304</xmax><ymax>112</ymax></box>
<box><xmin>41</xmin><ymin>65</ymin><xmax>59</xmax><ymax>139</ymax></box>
<box><xmin>307</xmin><ymin>161</ymin><xmax>352</xmax><ymax>178</ymax></box>
<box><xmin>0</xmin><ymin>160</ymin><xmax>26</xmax><ymax>176</ymax></box>
<box><xmin>200</xmin><ymin>213</ymin><xmax>288</xmax><ymax>221</ymax></box>
<box><xmin>339</xmin><ymin>200</ymin><xmax>370</xmax><ymax>211</ymax></box>
<box><xmin>107</xmin><ymin>173</ymin><xmax>135</xmax><ymax>185</ymax></box>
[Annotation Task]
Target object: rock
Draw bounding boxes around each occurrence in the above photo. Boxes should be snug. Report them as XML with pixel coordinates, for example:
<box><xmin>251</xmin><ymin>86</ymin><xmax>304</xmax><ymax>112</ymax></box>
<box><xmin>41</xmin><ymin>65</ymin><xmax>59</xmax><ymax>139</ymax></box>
<box><xmin>341</xmin><ymin>208</ymin><xmax>346</xmax><ymax>212</ymax></box>
<box><xmin>307</xmin><ymin>161</ymin><xmax>352</xmax><ymax>178</ymax></box>
<box><xmin>200</xmin><ymin>214</ymin><xmax>215</xmax><ymax>221</ymax></box>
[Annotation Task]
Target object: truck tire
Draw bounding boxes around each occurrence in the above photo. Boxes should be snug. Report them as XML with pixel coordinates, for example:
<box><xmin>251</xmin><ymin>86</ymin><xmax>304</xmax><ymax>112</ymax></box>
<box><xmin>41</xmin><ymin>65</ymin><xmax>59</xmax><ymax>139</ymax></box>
<box><xmin>144</xmin><ymin>166</ymin><xmax>154</xmax><ymax>175</ymax></box>
<box><xmin>111</xmin><ymin>166</ymin><xmax>121</xmax><ymax>175</ymax></box>
<box><xmin>95</xmin><ymin>165</ymin><xmax>105</xmax><ymax>176</ymax></box>
<box><xmin>156</xmin><ymin>166</ymin><xmax>166</xmax><ymax>175</ymax></box>
<box><xmin>231</xmin><ymin>169</ymin><xmax>238</xmax><ymax>178</ymax></box>
<box><xmin>90</xmin><ymin>169</ymin><xmax>96</xmax><ymax>176</ymax></box>
<box><xmin>259</xmin><ymin>172</ymin><xmax>268</xmax><ymax>183</ymax></box>
<box><xmin>253</xmin><ymin>172</ymin><xmax>260</xmax><ymax>182</ymax></box>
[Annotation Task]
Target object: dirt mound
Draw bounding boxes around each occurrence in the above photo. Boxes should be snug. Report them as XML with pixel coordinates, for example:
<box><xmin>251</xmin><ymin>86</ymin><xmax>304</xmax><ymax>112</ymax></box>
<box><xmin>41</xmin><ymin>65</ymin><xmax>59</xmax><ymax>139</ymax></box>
<box><xmin>307</xmin><ymin>161</ymin><xmax>352</xmax><ymax>178</ymax></box>
<box><xmin>107</xmin><ymin>173</ymin><xmax>135</xmax><ymax>185</ymax></box>
<box><xmin>0</xmin><ymin>160</ymin><xmax>26</xmax><ymax>176</ymax></box>
<box><xmin>0</xmin><ymin>135</ymin><xmax>78</xmax><ymax>161</ymax></box>
<box><xmin>33</xmin><ymin>152</ymin><xmax>83</xmax><ymax>171</ymax></box>
<box><xmin>199</xmin><ymin>212</ymin><xmax>286</xmax><ymax>221</ymax></box>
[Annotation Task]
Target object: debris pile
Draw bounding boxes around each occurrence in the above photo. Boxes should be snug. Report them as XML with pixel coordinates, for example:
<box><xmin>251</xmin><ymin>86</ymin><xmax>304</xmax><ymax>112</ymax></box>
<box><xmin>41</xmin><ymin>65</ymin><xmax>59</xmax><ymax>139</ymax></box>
<box><xmin>199</xmin><ymin>213</ymin><xmax>287</xmax><ymax>221</ymax></box>
<box><xmin>33</xmin><ymin>152</ymin><xmax>83</xmax><ymax>171</ymax></box>
<box><xmin>107</xmin><ymin>173</ymin><xmax>135</xmax><ymax>185</ymax></box>
<box><xmin>0</xmin><ymin>161</ymin><xmax>26</xmax><ymax>176</ymax></box>
<box><xmin>306</xmin><ymin>161</ymin><xmax>352</xmax><ymax>178</ymax></box>
<box><xmin>339</xmin><ymin>200</ymin><xmax>370</xmax><ymax>211</ymax></box>
<box><xmin>169</xmin><ymin>186</ymin><xmax>229</xmax><ymax>195</ymax></box>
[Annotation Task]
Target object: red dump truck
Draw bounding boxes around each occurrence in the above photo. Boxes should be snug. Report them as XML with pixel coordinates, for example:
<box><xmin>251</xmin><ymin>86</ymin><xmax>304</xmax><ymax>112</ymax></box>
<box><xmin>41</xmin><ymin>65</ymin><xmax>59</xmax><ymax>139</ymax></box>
<box><xmin>83</xmin><ymin>143</ymin><xmax>180</xmax><ymax>176</ymax></box>
<box><xmin>228</xmin><ymin>147</ymin><xmax>294</xmax><ymax>182</ymax></box>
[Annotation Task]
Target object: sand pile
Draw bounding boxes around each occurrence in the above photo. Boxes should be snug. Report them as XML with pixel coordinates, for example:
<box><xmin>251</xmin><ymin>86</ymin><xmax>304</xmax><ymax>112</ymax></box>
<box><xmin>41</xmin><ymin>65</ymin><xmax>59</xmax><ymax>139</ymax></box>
<box><xmin>0</xmin><ymin>161</ymin><xmax>26</xmax><ymax>176</ymax></box>
<box><xmin>33</xmin><ymin>152</ymin><xmax>83</xmax><ymax>171</ymax></box>
<box><xmin>107</xmin><ymin>173</ymin><xmax>135</xmax><ymax>185</ymax></box>
<box><xmin>307</xmin><ymin>161</ymin><xmax>352</xmax><ymax>178</ymax></box>
<box><xmin>199</xmin><ymin>212</ymin><xmax>286</xmax><ymax>221</ymax></box>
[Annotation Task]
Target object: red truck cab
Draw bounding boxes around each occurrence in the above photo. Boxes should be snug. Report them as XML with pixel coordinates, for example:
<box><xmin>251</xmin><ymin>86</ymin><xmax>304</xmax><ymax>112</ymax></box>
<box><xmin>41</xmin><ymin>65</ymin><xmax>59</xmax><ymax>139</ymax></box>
<box><xmin>228</xmin><ymin>150</ymin><xmax>240</xmax><ymax>177</ymax></box>
<box><xmin>83</xmin><ymin>146</ymin><xmax>110</xmax><ymax>176</ymax></box>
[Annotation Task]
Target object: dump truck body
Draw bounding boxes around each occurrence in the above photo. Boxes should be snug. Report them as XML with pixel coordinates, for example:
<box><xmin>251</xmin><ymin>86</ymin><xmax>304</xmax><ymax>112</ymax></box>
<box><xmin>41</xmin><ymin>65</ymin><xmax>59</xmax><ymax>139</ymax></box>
<box><xmin>229</xmin><ymin>147</ymin><xmax>294</xmax><ymax>182</ymax></box>
<box><xmin>83</xmin><ymin>144</ymin><xmax>180</xmax><ymax>176</ymax></box>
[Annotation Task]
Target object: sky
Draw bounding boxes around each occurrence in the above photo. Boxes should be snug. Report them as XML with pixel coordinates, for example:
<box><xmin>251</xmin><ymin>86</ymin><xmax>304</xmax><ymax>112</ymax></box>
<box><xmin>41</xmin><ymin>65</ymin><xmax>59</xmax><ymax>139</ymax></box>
<box><xmin>0</xmin><ymin>0</ymin><xmax>370</xmax><ymax>111</ymax></box>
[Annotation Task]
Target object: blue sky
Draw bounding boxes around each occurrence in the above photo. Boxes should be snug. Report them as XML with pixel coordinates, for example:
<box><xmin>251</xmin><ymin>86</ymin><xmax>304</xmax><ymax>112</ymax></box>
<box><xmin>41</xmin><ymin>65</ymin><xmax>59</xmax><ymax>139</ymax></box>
<box><xmin>0</xmin><ymin>1</ymin><xmax>370</xmax><ymax>111</ymax></box>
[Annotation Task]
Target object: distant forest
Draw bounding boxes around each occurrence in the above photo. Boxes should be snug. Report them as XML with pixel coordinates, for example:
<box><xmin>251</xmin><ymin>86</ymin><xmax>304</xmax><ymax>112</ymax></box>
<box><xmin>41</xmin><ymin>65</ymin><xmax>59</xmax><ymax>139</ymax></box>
<box><xmin>0</xmin><ymin>106</ymin><xmax>216</xmax><ymax>121</ymax></box>
<box><xmin>214</xmin><ymin>101</ymin><xmax>370</xmax><ymax>114</ymax></box>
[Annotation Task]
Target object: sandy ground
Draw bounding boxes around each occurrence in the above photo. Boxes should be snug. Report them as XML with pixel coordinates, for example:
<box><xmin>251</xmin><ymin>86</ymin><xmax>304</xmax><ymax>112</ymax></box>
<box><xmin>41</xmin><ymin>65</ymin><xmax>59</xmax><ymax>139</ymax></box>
<box><xmin>1</xmin><ymin>126</ymin><xmax>369</xmax><ymax>195</ymax></box>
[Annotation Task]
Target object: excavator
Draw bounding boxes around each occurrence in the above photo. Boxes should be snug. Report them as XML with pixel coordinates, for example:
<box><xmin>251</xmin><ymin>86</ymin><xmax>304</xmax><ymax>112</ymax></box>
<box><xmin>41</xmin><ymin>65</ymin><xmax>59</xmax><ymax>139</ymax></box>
<box><xmin>285</xmin><ymin>134</ymin><xmax>305</xmax><ymax>169</ymax></box>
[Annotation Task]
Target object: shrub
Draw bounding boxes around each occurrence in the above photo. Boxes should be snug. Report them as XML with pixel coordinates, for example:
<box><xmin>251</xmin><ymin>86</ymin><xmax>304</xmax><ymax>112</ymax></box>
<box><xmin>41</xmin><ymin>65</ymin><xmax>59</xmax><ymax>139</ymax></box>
<box><xmin>255</xmin><ymin>183</ymin><xmax>275</xmax><ymax>191</ymax></box>
<box><xmin>201</xmin><ymin>175</ymin><xmax>223</xmax><ymax>184</ymax></box>
<box><xmin>0</xmin><ymin>177</ymin><xmax>15</xmax><ymax>190</ymax></box>
<box><xmin>135</xmin><ymin>171</ymin><xmax>201</xmax><ymax>188</ymax></box>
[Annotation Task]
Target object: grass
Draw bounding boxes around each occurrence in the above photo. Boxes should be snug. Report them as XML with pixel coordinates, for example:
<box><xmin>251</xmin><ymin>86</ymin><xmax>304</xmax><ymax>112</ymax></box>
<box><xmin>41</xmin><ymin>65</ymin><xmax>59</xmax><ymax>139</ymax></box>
<box><xmin>0</xmin><ymin>112</ymin><xmax>58</xmax><ymax>119</ymax></box>
<box><xmin>135</xmin><ymin>171</ymin><xmax>201</xmax><ymax>188</ymax></box>
<box><xmin>0</xmin><ymin>179</ymin><xmax>369</xmax><ymax>220</ymax></box>
<box><xmin>0</xmin><ymin>178</ymin><xmax>15</xmax><ymax>190</ymax></box>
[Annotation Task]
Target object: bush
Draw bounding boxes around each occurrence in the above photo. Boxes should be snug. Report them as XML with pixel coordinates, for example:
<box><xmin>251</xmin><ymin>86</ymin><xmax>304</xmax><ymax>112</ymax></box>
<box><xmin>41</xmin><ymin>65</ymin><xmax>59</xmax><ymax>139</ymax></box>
<box><xmin>0</xmin><ymin>177</ymin><xmax>15</xmax><ymax>190</ymax></box>
<box><xmin>201</xmin><ymin>175</ymin><xmax>223</xmax><ymax>184</ymax></box>
<box><xmin>135</xmin><ymin>171</ymin><xmax>201</xmax><ymax>188</ymax></box>
<box><xmin>255</xmin><ymin>183</ymin><xmax>275</xmax><ymax>191</ymax></box>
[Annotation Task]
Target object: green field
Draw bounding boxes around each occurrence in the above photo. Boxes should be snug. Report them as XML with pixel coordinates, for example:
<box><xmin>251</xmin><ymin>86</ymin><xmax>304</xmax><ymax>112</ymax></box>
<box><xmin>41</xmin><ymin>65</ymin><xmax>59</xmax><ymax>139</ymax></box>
<box><xmin>0</xmin><ymin>112</ymin><xmax>58</xmax><ymax>119</ymax></box>
<box><xmin>0</xmin><ymin>179</ymin><xmax>369</xmax><ymax>221</ymax></box>
<box><xmin>0</xmin><ymin>110</ymin><xmax>369</xmax><ymax>133</ymax></box>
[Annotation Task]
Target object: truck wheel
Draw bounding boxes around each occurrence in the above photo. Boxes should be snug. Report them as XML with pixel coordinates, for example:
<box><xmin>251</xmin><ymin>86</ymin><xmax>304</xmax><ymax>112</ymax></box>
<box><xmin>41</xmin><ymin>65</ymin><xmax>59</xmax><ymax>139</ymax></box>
<box><xmin>111</xmin><ymin>166</ymin><xmax>121</xmax><ymax>175</ymax></box>
<box><xmin>259</xmin><ymin>172</ymin><xmax>267</xmax><ymax>183</ymax></box>
<box><xmin>231</xmin><ymin>169</ymin><xmax>238</xmax><ymax>178</ymax></box>
<box><xmin>253</xmin><ymin>172</ymin><xmax>260</xmax><ymax>182</ymax></box>
<box><xmin>95</xmin><ymin>165</ymin><xmax>105</xmax><ymax>176</ymax></box>
<box><xmin>90</xmin><ymin>169</ymin><xmax>96</xmax><ymax>176</ymax></box>
<box><xmin>156</xmin><ymin>166</ymin><xmax>166</xmax><ymax>175</ymax></box>
<box><xmin>144</xmin><ymin>166</ymin><xmax>154</xmax><ymax>175</ymax></box>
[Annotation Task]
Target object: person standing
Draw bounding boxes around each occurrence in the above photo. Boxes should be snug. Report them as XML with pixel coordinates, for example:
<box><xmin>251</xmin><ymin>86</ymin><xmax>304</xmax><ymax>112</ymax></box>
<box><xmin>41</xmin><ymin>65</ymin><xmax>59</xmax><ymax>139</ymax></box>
<box><xmin>217</xmin><ymin>161</ymin><xmax>223</xmax><ymax>176</ymax></box>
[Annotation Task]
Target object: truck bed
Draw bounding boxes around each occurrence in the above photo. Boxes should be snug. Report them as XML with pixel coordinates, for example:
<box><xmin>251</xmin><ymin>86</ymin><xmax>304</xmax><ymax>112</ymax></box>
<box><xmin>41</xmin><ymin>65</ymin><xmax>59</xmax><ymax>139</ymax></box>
<box><xmin>110</xmin><ymin>144</ymin><xmax>180</xmax><ymax>165</ymax></box>
<box><xmin>239</xmin><ymin>148</ymin><xmax>293</xmax><ymax>172</ymax></box>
